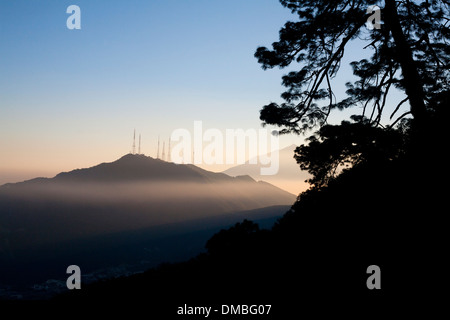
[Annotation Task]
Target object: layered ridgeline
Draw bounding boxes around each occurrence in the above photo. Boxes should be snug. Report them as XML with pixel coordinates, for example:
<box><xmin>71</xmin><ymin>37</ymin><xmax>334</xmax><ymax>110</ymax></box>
<box><xmin>0</xmin><ymin>154</ymin><xmax>294</xmax><ymax>296</ymax></box>
<box><xmin>223</xmin><ymin>144</ymin><xmax>310</xmax><ymax>195</ymax></box>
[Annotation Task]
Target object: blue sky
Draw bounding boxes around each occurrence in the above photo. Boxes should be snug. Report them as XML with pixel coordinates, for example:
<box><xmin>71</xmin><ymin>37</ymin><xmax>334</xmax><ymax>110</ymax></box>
<box><xmin>0</xmin><ymin>0</ymin><xmax>407</xmax><ymax>184</ymax></box>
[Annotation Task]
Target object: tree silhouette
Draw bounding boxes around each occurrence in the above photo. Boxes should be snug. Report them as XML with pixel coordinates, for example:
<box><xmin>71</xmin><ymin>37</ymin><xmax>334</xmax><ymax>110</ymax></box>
<box><xmin>294</xmin><ymin>115</ymin><xmax>407</xmax><ymax>188</ymax></box>
<box><xmin>255</xmin><ymin>0</ymin><xmax>449</xmax><ymax>133</ymax></box>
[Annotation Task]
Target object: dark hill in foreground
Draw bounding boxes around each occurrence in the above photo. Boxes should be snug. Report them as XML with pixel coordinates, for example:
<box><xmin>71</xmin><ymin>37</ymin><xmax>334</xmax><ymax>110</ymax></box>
<box><xmin>0</xmin><ymin>205</ymin><xmax>290</xmax><ymax>299</ymax></box>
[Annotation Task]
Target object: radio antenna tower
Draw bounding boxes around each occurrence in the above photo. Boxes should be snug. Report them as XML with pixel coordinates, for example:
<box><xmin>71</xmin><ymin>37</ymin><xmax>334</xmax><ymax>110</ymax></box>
<box><xmin>138</xmin><ymin>134</ymin><xmax>141</xmax><ymax>154</ymax></box>
<box><xmin>168</xmin><ymin>138</ymin><xmax>171</xmax><ymax>162</ymax></box>
<box><xmin>157</xmin><ymin>136</ymin><xmax>160</xmax><ymax>159</ymax></box>
<box><xmin>132</xmin><ymin>129</ymin><xmax>136</xmax><ymax>154</ymax></box>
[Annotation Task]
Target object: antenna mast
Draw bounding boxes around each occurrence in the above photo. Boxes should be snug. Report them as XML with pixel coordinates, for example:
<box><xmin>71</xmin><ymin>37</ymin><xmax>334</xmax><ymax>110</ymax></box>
<box><xmin>132</xmin><ymin>129</ymin><xmax>136</xmax><ymax>154</ymax></box>
<box><xmin>168</xmin><ymin>138</ymin><xmax>171</xmax><ymax>162</ymax></box>
<box><xmin>138</xmin><ymin>134</ymin><xmax>141</xmax><ymax>154</ymax></box>
<box><xmin>157</xmin><ymin>136</ymin><xmax>160</xmax><ymax>159</ymax></box>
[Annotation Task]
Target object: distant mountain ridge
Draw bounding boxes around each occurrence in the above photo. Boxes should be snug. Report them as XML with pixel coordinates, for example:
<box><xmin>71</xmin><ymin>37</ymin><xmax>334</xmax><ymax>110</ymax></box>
<box><xmin>223</xmin><ymin>144</ymin><xmax>311</xmax><ymax>194</ymax></box>
<box><xmin>0</xmin><ymin>154</ymin><xmax>295</xmax><ymax>251</ymax></box>
<box><xmin>0</xmin><ymin>154</ymin><xmax>295</xmax><ymax>297</ymax></box>
<box><xmin>54</xmin><ymin>154</ymin><xmax>232</xmax><ymax>183</ymax></box>
<box><xmin>1</xmin><ymin>154</ymin><xmax>250</xmax><ymax>186</ymax></box>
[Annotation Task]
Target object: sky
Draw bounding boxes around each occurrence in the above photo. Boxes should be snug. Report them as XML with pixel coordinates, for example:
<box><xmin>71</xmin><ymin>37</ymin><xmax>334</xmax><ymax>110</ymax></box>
<box><xmin>0</xmin><ymin>0</ymin><xmax>408</xmax><ymax>186</ymax></box>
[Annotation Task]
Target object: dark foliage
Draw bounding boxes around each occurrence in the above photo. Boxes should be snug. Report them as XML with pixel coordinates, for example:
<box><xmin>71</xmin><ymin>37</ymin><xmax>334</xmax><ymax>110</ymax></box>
<box><xmin>255</xmin><ymin>0</ymin><xmax>449</xmax><ymax>133</ymax></box>
<box><xmin>294</xmin><ymin>115</ymin><xmax>407</xmax><ymax>187</ymax></box>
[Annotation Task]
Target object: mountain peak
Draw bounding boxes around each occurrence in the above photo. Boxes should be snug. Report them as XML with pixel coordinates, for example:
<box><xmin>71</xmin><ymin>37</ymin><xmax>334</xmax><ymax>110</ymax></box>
<box><xmin>235</xmin><ymin>175</ymin><xmax>256</xmax><ymax>183</ymax></box>
<box><xmin>117</xmin><ymin>153</ymin><xmax>155</xmax><ymax>161</ymax></box>
<box><xmin>53</xmin><ymin>154</ymin><xmax>202</xmax><ymax>183</ymax></box>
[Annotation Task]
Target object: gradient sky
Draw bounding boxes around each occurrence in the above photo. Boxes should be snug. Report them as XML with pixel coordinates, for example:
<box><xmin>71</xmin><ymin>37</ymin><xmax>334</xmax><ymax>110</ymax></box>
<box><xmin>0</xmin><ymin>0</ymin><xmax>408</xmax><ymax>185</ymax></box>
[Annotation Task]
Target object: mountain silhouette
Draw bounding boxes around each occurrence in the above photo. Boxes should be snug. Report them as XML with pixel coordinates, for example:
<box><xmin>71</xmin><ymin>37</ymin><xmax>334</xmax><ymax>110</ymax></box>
<box><xmin>0</xmin><ymin>154</ymin><xmax>295</xmax><ymax>293</ymax></box>
<box><xmin>223</xmin><ymin>144</ymin><xmax>310</xmax><ymax>194</ymax></box>
<box><xmin>0</xmin><ymin>154</ymin><xmax>294</xmax><ymax>246</ymax></box>
<box><xmin>51</xmin><ymin>154</ymin><xmax>237</xmax><ymax>183</ymax></box>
